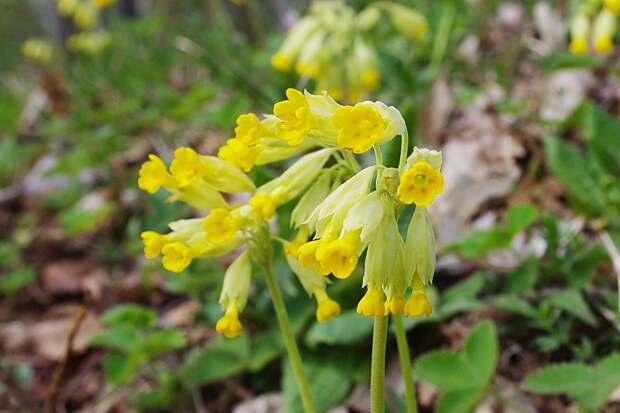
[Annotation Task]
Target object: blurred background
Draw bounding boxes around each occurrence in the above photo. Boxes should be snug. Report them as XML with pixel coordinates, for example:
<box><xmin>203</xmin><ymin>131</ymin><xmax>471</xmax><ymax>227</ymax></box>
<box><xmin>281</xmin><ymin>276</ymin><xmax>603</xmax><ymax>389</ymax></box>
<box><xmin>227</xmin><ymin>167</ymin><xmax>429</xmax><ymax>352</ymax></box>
<box><xmin>2</xmin><ymin>0</ymin><xmax>620</xmax><ymax>412</ymax></box>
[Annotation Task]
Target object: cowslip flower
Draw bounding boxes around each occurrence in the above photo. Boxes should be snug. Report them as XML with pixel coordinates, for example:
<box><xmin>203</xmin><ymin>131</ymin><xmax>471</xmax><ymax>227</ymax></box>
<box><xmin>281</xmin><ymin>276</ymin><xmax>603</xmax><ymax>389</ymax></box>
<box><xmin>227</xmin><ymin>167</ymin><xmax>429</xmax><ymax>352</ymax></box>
<box><xmin>592</xmin><ymin>9</ymin><xmax>617</xmax><ymax>53</ymax></box>
<box><xmin>568</xmin><ymin>0</ymin><xmax>620</xmax><ymax>55</ymax></box>
<box><xmin>216</xmin><ymin>251</ymin><xmax>252</xmax><ymax>338</ymax></box>
<box><xmin>21</xmin><ymin>38</ymin><xmax>53</xmax><ymax>65</ymax></box>
<box><xmin>296</xmin><ymin>141</ymin><xmax>443</xmax><ymax>319</ymax></box>
<box><xmin>397</xmin><ymin>147</ymin><xmax>444</xmax><ymax>207</ymax></box>
<box><xmin>139</xmin><ymin>140</ymin><xmax>343</xmax><ymax>335</ymax></box>
<box><xmin>272</xmin><ymin>1</ymin><xmax>427</xmax><ymax>100</ymax></box>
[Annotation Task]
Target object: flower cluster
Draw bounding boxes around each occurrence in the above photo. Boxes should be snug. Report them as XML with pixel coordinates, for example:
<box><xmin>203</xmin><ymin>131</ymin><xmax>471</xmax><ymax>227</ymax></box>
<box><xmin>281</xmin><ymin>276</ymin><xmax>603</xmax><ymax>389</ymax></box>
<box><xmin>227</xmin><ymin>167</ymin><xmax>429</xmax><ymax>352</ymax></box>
<box><xmin>294</xmin><ymin>147</ymin><xmax>443</xmax><ymax>318</ymax></box>
<box><xmin>272</xmin><ymin>0</ymin><xmax>428</xmax><ymax>101</ymax></box>
<box><xmin>138</xmin><ymin>87</ymin><xmax>444</xmax><ymax>339</ymax></box>
<box><xmin>570</xmin><ymin>0</ymin><xmax>619</xmax><ymax>54</ymax></box>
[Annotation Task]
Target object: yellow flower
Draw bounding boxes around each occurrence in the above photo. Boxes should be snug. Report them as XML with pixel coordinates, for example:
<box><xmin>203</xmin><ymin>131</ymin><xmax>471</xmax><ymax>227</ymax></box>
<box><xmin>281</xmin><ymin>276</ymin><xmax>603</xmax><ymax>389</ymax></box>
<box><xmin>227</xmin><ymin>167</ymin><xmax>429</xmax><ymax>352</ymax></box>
<box><xmin>92</xmin><ymin>0</ymin><xmax>118</xmax><ymax>8</ymax></box>
<box><xmin>386</xmin><ymin>4</ymin><xmax>428</xmax><ymax>40</ymax></box>
<box><xmin>218</xmin><ymin>138</ymin><xmax>260</xmax><ymax>172</ymax></box>
<box><xmin>361</xmin><ymin>68</ymin><xmax>380</xmax><ymax>91</ymax></box>
<box><xmin>234</xmin><ymin>113</ymin><xmax>265</xmax><ymax>146</ymax></box>
<box><xmin>216</xmin><ymin>305</ymin><xmax>243</xmax><ymax>338</ymax></box>
<box><xmin>315</xmin><ymin>231</ymin><xmax>361</xmax><ymax>278</ymax></box>
<box><xmin>203</xmin><ymin>208</ymin><xmax>242</xmax><ymax>244</ymax></box>
<box><xmin>356</xmin><ymin>287</ymin><xmax>385</xmax><ymax>317</ymax></box>
<box><xmin>404</xmin><ymin>291</ymin><xmax>432</xmax><ymax>317</ymax></box>
<box><xmin>170</xmin><ymin>147</ymin><xmax>205</xmax><ymax>188</ymax></box>
<box><xmin>21</xmin><ymin>38</ymin><xmax>53</xmax><ymax>65</ymax></box>
<box><xmin>73</xmin><ymin>4</ymin><xmax>97</xmax><ymax>29</ymax></box>
<box><xmin>250</xmin><ymin>194</ymin><xmax>280</xmax><ymax>220</ymax></box>
<box><xmin>273</xmin><ymin>88</ymin><xmax>313</xmax><ymax>145</ymax></box>
<box><xmin>296</xmin><ymin>62</ymin><xmax>321</xmax><ymax>79</ymax></box>
<box><xmin>592</xmin><ymin>10</ymin><xmax>617</xmax><ymax>54</ymax></box>
<box><xmin>67</xmin><ymin>31</ymin><xmax>112</xmax><ymax>54</ymax></box>
<box><xmin>57</xmin><ymin>0</ymin><xmax>79</xmax><ymax>16</ymax></box>
<box><xmin>141</xmin><ymin>231</ymin><xmax>168</xmax><ymax>259</ymax></box>
<box><xmin>272</xmin><ymin>53</ymin><xmax>293</xmax><ymax>71</ymax></box>
<box><xmin>594</xmin><ymin>35</ymin><xmax>614</xmax><ymax>53</ymax></box>
<box><xmin>161</xmin><ymin>242</ymin><xmax>194</xmax><ymax>272</ymax></box>
<box><xmin>315</xmin><ymin>296</ymin><xmax>341</xmax><ymax>322</ymax></box>
<box><xmin>605</xmin><ymin>0</ymin><xmax>620</xmax><ymax>15</ymax></box>
<box><xmin>297</xmin><ymin>238</ymin><xmax>332</xmax><ymax>276</ymax></box>
<box><xmin>138</xmin><ymin>154</ymin><xmax>178</xmax><ymax>194</ymax></box>
<box><xmin>569</xmin><ymin>38</ymin><xmax>589</xmax><ymax>54</ymax></box>
<box><xmin>397</xmin><ymin>161</ymin><xmax>444</xmax><ymax>206</ymax></box>
<box><xmin>385</xmin><ymin>296</ymin><xmax>405</xmax><ymax>315</ymax></box>
<box><xmin>332</xmin><ymin>104</ymin><xmax>386</xmax><ymax>154</ymax></box>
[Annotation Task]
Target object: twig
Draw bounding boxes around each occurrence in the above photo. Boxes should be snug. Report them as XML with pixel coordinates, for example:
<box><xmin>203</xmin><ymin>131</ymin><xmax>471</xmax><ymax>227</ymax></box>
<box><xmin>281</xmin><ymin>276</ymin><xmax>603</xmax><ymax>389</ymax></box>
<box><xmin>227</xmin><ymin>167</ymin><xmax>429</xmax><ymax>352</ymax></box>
<box><xmin>599</xmin><ymin>231</ymin><xmax>620</xmax><ymax>314</ymax></box>
<box><xmin>46</xmin><ymin>306</ymin><xmax>87</xmax><ymax>413</ymax></box>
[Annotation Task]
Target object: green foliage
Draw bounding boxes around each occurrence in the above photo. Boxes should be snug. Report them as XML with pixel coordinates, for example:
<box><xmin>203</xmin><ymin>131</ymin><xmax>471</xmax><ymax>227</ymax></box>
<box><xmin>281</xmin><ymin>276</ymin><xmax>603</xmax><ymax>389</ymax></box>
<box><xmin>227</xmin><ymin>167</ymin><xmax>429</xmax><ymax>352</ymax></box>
<box><xmin>283</xmin><ymin>350</ymin><xmax>363</xmax><ymax>413</ymax></box>
<box><xmin>92</xmin><ymin>304</ymin><xmax>187</xmax><ymax>386</ymax></box>
<box><xmin>305</xmin><ymin>310</ymin><xmax>374</xmax><ymax>346</ymax></box>
<box><xmin>524</xmin><ymin>353</ymin><xmax>620</xmax><ymax>410</ymax></box>
<box><xmin>540</xmin><ymin>52</ymin><xmax>601</xmax><ymax>72</ymax></box>
<box><xmin>183</xmin><ymin>335</ymin><xmax>250</xmax><ymax>385</ymax></box>
<box><xmin>446</xmin><ymin>203</ymin><xmax>540</xmax><ymax>259</ymax></box>
<box><xmin>414</xmin><ymin>321</ymin><xmax>498</xmax><ymax>413</ymax></box>
<box><xmin>546</xmin><ymin>102</ymin><xmax>620</xmax><ymax>224</ymax></box>
<box><xmin>0</xmin><ymin>268</ymin><xmax>36</xmax><ymax>295</ymax></box>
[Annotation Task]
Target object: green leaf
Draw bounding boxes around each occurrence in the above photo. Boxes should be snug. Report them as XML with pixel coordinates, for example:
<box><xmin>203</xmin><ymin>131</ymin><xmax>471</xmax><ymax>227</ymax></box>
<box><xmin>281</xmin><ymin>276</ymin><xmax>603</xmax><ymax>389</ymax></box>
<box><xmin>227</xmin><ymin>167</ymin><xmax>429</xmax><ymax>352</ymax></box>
<box><xmin>523</xmin><ymin>363</ymin><xmax>594</xmax><ymax>394</ymax></box>
<box><xmin>446</xmin><ymin>204</ymin><xmax>539</xmax><ymax>259</ymax></box>
<box><xmin>443</xmin><ymin>272</ymin><xmax>486</xmax><ymax>303</ymax></box>
<box><xmin>304</xmin><ymin>310</ymin><xmax>374</xmax><ymax>347</ymax></box>
<box><xmin>248</xmin><ymin>330</ymin><xmax>282</xmax><ymax>372</ymax></box>
<box><xmin>182</xmin><ymin>334</ymin><xmax>249</xmax><ymax>385</ymax></box>
<box><xmin>90</xmin><ymin>326</ymin><xmax>141</xmax><ymax>353</ymax></box>
<box><xmin>492</xmin><ymin>295</ymin><xmax>536</xmax><ymax>318</ymax></box>
<box><xmin>102</xmin><ymin>353</ymin><xmax>136</xmax><ymax>386</ymax></box>
<box><xmin>100</xmin><ymin>304</ymin><xmax>157</xmax><ymax>328</ymax></box>
<box><xmin>505</xmin><ymin>203</ymin><xmax>540</xmax><ymax>233</ymax></box>
<box><xmin>137</xmin><ymin>329</ymin><xmax>187</xmax><ymax>357</ymax></box>
<box><xmin>540</xmin><ymin>52</ymin><xmax>601</xmax><ymax>72</ymax></box>
<box><xmin>578</xmin><ymin>102</ymin><xmax>620</xmax><ymax>172</ymax></box>
<box><xmin>0</xmin><ymin>268</ymin><xmax>36</xmax><ymax>295</ymax></box>
<box><xmin>524</xmin><ymin>355</ymin><xmax>620</xmax><ymax>410</ymax></box>
<box><xmin>282</xmin><ymin>351</ymin><xmax>357</xmax><ymax>413</ymax></box>
<box><xmin>544</xmin><ymin>135</ymin><xmax>606</xmax><ymax>216</ymax></box>
<box><xmin>504</xmin><ymin>257</ymin><xmax>539</xmax><ymax>294</ymax></box>
<box><xmin>438</xmin><ymin>273</ymin><xmax>486</xmax><ymax>317</ymax></box>
<box><xmin>414</xmin><ymin>351</ymin><xmax>479</xmax><ymax>391</ymax></box>
<box><xmin>58</xmin><ymin>201</ymin><xmax>115</xmax><ymax>236</ymax></box>
<box><xmin>436</xmin><ymin>388</ymin><xmax>483</xmax><ymax>413</ymax></box>
<box><xmin>545</xmin><ymin>290</ymin><xmax>597</xmax><ymax>326</ymax></box>
<box><xmin>596</xmin><ymin>353</ymin><xmax>620</xmax><ymax>381</ymax></box>
<box><xmin>463</xmin><ymin>321</ymin><xmax>498</xmax><ymax>386</ymax></box>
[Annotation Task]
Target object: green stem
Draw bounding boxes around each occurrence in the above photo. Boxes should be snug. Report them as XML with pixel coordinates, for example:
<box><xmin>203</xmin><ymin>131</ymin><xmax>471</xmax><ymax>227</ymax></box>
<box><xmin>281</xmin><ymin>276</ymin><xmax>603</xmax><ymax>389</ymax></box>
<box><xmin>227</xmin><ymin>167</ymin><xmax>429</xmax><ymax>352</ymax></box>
<box><xmin>263</xmin><ymin>260</ymin><xmax>316</xmax><ymax>413</ymax></box>
<box><xmin>371</xmin><ymin>316</ymin><xmax>388</xmax><ymax>413</ymax></box>
<box><xmin>399</xmin><ymin>129</ymin><xmax>409</xmax><ymax>174</ymax></box>
<box><xmin>393</xmin><ymin>316</ymin><xmax>418</xmax><ymax>413</ymax></box>
<box><xmin>430</xmin><ymin>0</ymin><xmax>456</xmax><ymax>76</ymax></box>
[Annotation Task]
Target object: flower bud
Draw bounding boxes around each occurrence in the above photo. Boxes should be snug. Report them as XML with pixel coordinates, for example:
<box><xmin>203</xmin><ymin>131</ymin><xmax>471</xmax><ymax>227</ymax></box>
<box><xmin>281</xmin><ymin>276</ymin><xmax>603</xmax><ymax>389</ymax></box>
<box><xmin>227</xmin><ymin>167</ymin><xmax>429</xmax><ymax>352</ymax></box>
<box><xmin>405</xmin><ymin>207</ymin><xmax>436</xmax><ymax>286</ymax></box>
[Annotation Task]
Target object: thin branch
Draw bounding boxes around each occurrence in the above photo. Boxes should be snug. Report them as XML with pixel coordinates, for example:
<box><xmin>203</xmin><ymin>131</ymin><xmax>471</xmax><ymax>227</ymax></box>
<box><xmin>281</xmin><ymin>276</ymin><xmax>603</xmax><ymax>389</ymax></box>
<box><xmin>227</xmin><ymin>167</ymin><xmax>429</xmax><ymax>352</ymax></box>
<box><xmin>46</xmin><ymin>306</ymin><xmax>87</xmax><ymax>413</ymax></box>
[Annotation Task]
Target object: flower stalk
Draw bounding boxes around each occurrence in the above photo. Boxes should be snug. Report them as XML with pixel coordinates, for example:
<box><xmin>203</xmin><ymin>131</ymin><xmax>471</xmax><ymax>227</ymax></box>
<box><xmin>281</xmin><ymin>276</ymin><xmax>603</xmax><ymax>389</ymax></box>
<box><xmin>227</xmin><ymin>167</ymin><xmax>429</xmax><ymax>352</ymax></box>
<box><xmin>393</xmin><ymin>315</ymin><xmax>418</xmax><ymax>413</ymax></box>
<box><xmin>370</xmin><ymin>315</ymin><xmax>388</xmax><ymax>413</ymax></box>
<box><xmin>254</xmin><ymin>224</ymin><xmax>316</xmax><ymax>413</ymax></box>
